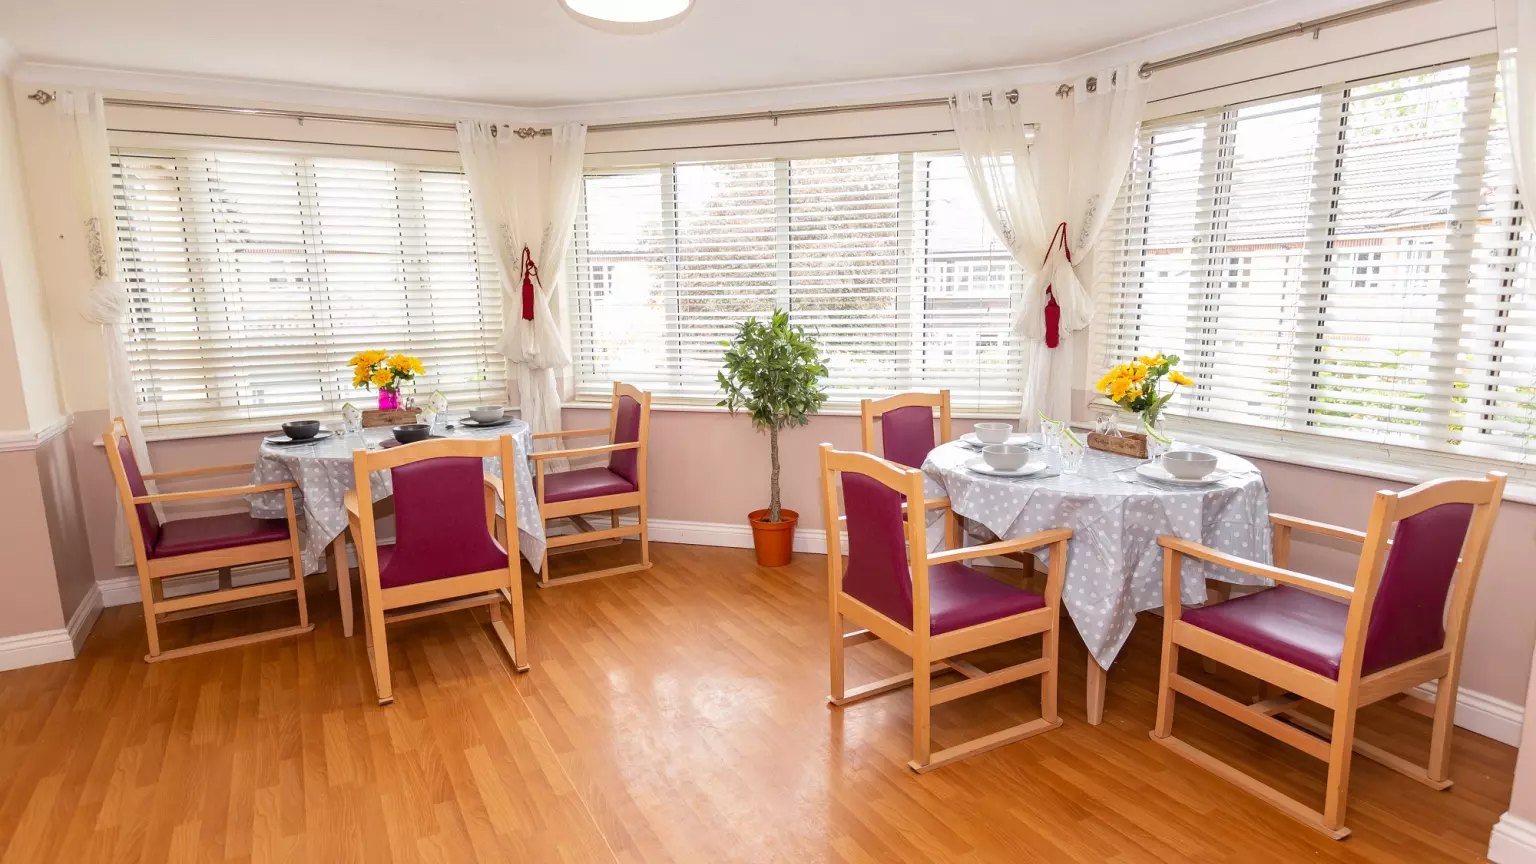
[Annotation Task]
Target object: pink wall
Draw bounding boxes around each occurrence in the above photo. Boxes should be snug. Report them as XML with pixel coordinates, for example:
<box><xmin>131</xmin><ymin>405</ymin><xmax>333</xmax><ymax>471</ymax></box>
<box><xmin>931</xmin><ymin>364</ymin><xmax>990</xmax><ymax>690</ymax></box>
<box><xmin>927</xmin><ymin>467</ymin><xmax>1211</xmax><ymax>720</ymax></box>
<box><xmin>0</xmin><ymin>447</ymin><xmax>65</xmax><ymax>636</ymax></box>
<box><xmin>34</xmin><ymin>426</ymin><xmax>95</xmax><ymax>621</ymax></box>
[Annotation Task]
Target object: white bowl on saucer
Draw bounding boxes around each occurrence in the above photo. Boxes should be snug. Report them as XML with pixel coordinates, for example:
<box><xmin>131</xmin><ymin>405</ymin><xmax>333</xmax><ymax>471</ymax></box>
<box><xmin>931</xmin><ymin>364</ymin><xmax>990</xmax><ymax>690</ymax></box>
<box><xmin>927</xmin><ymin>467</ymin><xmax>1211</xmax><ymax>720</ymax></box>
<box><xmin>974</xmin><ymin>422</ymin><xmax>1013</xmax><ymax>445</ymax></box>
<box><xmin>982</xmin><ymin>444</ymin><xmax>1031</xmax><ymax>471</ymax></box>
<box><xmin>1162</xmin><ymin>450</ymin><xmax>1218</xmax><ymax>480</ymax></box>
<box><xmin>469</xmin><ymin>405</ymin><xmax>505</xmax><ymax>423</ymax></box>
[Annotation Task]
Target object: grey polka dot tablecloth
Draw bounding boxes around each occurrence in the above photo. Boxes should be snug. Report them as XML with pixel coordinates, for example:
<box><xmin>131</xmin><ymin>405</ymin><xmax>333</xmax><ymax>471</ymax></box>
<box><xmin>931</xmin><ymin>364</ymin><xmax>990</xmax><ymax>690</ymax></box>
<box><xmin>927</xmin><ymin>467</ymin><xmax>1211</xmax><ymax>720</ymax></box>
<box><xmin>247</xmin><ymin>421</ymin><xmax>545</xmax><ymax>575</ymax></box>
<box><xmin>923</xmin><ymin>441</ymin><xmax>1273</xmax><ymax>669</ymax></box>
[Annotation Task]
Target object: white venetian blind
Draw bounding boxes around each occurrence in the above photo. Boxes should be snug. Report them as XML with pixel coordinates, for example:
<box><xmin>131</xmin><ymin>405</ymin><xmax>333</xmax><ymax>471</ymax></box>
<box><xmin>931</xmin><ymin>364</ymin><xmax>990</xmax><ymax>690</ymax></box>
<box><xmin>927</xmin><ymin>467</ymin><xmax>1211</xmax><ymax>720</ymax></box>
<box><xmin>1101</xmin><ymin>57</ymin><xmax>1536</xmax><ymax>466</ymax></box>
<box><xmin>112</xmin><ymin>147</ymin><xmax>505</xmax><ymax>430</ymax></box>
<box><xmin>569</xmin><ymin>152</ymin><xmax>1022</xmax><ymax>412</ymax></box>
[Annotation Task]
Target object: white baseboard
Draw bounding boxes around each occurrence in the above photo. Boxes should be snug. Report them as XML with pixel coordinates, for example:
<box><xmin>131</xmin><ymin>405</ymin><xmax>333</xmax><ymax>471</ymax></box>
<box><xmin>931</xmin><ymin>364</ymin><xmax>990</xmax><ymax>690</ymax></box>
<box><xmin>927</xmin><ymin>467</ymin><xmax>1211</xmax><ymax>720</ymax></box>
<box><xmin>0</xmin><ymin>581</ymin><xmax>105</xmax><ymax>672</ymax></box>
<box><xmin>1413</xmin><ymin>680</ymin><xmax>1524</xmax><ymax>747</ymax></box>
<box><xmin>67</xmin><ymin>582</ymin><xmax>103</xmax><ymax>655</ymax></box>
<box><xmin>0</xmin><ymin>627</ymin><xmax>75</xmax><ymax>672</ymax></box>
<box><xmin>1490</xmin><ymin>813</ymin><xmax>1536</xmax><ymax>864</ymax></box>
<box><xmin>99</xmin><ymin>562</ymin><xmax>292</xmax><ymax>608</ymax></box>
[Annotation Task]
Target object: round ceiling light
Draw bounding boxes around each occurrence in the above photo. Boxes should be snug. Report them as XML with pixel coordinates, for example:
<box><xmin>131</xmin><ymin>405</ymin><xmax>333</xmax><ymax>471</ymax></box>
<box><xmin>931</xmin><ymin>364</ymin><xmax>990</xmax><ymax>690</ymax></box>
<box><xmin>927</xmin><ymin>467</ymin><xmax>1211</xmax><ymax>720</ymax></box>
<box><xmin>560</xmin><ymin>0</ymin><xmax>693</xmax><ymax>33</ymax></box>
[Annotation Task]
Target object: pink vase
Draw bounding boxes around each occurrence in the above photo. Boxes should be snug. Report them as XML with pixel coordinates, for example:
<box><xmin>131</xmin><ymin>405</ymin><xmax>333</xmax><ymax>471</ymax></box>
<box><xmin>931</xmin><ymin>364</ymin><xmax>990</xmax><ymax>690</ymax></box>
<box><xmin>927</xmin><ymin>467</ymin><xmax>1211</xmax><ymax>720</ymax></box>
<box><xmin>377</xmin><ymin>388</ymin><xmax>401</xmax><ymax>411</ymax></box>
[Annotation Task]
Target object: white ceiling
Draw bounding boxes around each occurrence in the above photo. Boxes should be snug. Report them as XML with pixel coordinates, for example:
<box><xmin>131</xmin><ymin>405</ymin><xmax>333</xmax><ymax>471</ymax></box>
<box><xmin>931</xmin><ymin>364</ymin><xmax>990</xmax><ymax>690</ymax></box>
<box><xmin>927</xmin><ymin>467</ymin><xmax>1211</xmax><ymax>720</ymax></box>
<box><xmin>0</xmin><ymin>0</ymin><xmax>1367</xmax><ymax>110</ymax></box>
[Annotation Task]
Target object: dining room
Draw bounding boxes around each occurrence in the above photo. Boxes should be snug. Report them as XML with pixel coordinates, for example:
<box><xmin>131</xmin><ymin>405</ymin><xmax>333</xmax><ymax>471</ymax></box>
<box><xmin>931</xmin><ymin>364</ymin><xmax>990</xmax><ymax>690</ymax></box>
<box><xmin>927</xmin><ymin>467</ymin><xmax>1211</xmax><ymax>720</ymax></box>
<box><xmin>1</xmin><ymin>0</ymin><xmax>1536</xmax><ymax>862</ymax></box>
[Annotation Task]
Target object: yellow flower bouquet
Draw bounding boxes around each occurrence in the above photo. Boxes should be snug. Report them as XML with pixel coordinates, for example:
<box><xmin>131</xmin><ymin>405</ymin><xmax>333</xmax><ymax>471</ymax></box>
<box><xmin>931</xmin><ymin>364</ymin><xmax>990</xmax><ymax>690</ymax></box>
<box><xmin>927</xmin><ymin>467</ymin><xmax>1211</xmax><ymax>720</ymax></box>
<box><xmin>1095</xmin><ymin>353</ymin><xmax>1193</xmax><ymax>427</ymax></box>
<box><xmin>348</xmin><ymin>350</ymin><xmax>425</xmax><ymax>410</ymax></box>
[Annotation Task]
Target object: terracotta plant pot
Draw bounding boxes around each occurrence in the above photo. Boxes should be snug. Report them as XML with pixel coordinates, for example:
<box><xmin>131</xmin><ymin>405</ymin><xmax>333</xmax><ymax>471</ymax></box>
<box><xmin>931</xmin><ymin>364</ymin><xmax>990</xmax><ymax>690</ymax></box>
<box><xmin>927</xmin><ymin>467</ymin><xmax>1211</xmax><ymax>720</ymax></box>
<box><xmin>747</xmin><ymin>508</ymin><xmax>799</xmax><ymax>567</ymax></box>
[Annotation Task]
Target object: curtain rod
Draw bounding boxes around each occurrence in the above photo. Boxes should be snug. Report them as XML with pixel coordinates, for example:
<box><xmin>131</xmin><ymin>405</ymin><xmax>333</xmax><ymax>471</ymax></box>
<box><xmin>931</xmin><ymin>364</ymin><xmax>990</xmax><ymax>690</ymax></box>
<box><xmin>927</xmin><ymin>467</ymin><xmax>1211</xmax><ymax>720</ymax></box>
<box><xmin>1136</xmin><ymin>0</ymin><xmax>1444</xmax><ymax>79</ymax></box>
<box><xmin>25</xmin><ymin>89</ymin><xmax>1019</xmax><ymax>138</ymax></box>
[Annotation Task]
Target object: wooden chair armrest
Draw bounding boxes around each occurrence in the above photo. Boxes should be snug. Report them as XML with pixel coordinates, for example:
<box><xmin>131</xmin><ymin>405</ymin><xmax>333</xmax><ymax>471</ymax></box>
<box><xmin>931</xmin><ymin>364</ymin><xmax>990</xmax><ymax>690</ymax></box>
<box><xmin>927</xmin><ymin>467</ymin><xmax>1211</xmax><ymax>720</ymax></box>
<box><xmin>1269</xmin><ymin>513</ymin><xmax>1367</xmax><ymax>543</ymax></box>
<box><xmin>142</xmin><ymin>462</ymin><xmax>255</xmax><ymax>481</ymax></box>
<box><xmin>1158</xmin><ymin>535</ymin><xmax>1354</xmax><ymax>600</ymax></box>
<box><xmin>530</xmin><ymin>441</ymin><xmax>639</xmax><ymax>461</ymax></box>
<box><xmin>344</xmin><ymin>489</ymin><xmax>360</xmax><ymax>519</ymax></box>
<box><xmin>899</xmin><ymin>496</ymin><xmax>950</xmax><ymax>513</ymax></box>
<box><xmin>483</xmin><ymin>473</ymin><xmax>504</xmax><ymax>500</ymax></box>
<box><xmin>532</xmin><ymin>427</ymin><xmax>609</xmax><ymax>441</ymax></box>
<box><xmin>927</xmin><ymin>527</ymin><xmax>1072</xmax><ymax>568</ymax></box>
<box><xmin>132</xmin><ymin>480</ymin><xmax>296</xmax><ymax>505</ymax></box>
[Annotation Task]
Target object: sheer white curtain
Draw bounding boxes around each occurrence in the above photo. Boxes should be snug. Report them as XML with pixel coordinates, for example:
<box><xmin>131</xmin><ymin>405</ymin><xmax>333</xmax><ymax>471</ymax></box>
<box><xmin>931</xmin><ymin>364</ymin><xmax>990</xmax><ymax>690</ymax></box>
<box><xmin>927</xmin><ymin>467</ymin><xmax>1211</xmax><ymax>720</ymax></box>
<box><xmin>61</xmin><ymin>91</ymin><xmax>159</xmax><ymax>564</ymax></box>
<box><xmin>1498</xmin><ymin>0</ymin><xmax>1536</xmax><ymax>192</ymax></box>
<box><xmin>952</xmin><ymin>67</ymin><xmax>1145</xmax><ymax>426</ymax></box>
<box><xmin>457</xmin><ymin>122</ymin><xmax>587</xmax><ymax>461</ymax></box>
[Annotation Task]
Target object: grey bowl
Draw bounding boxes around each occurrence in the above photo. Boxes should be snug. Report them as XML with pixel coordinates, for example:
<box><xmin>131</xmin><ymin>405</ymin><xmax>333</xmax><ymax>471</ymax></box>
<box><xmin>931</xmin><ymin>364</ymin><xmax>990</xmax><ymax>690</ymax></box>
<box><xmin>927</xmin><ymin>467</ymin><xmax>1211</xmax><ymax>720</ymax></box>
<box><xmin>974</xmin><ymin>422</ymin><xmax>1013</xmax><ymax>445</ymax></box>
<box><xmin>392</xmin><ymin>423</ymin><xmax>432</xmax><ymax>444</ymax></box>
<box><xmin>281</xmin><ymin>420</ymin><xmax>321</xmax><ymax>440</ymax></box>
<box><xmin>1162</xmin><ymin>450</ymin><xmax>1218</xmax><ymax>479</ymax></box>
<box><xmin>982</xmin><ymin>444</ymin><xmax>1032</xmax><ymax>471</ymax></box>
<box><xmin>469</xmin><ymin>405</ymin><xmax>505</xmax><ymax>424</ymax></box>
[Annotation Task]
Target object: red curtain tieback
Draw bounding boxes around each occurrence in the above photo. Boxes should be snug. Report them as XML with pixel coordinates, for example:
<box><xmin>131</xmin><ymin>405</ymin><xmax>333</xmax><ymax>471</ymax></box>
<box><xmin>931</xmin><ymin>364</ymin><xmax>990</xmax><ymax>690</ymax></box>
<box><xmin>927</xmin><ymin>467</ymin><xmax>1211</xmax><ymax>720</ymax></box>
<box><xmin>1041</xmin><ymin>222</ymin><xmax>1071</xmax><ymax>349</ymax></box>
<box><xmin>519</xmin><ymin>246</ymin><xmax>539</xmax><ymax>322</ymax></box>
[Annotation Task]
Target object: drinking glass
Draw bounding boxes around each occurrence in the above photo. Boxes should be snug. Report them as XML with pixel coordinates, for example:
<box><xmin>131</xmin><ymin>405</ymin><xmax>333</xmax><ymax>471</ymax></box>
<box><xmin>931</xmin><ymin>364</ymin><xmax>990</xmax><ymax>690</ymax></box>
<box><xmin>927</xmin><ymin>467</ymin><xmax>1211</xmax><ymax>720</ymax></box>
<box><xmin>1060</xmin><ymin>434</ymin><xmax>1087</xmax><ymax>474</ymax></box>
<box><xmin>1038</xmin><ymin>416</ymin><xmax>1062</xmax><ymax>454</ymax></box>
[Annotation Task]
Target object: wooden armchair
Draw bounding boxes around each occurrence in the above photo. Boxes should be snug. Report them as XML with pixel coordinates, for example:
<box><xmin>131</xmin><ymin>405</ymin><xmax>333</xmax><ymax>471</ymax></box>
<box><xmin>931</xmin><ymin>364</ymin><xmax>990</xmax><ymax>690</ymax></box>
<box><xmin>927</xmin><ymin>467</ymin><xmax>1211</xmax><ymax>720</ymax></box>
<box><xmin>819</xmin><ymin>444</ymin><xmax>1070</xmax><ymax>772</ymax></box>
<box><xmin>531</xmin><ymin>381</ymin><xmax>652</xmax><ymax>587</ymax></box>
<box><xmin>859</xmin><ymin>390</ymin><xmax>959</xmax><ymax>548</ymax></box>
<box><xmin>344</xmin><ymin>435</ymin><xmax>527</xmax><ymax>705</ymax></box>
<box><xmin>1150</xmin><ymin>472</ymin><xmax>1506</xmax><ymax>839</ymax></box>
<box><xmin>103</xmin><ymin>417</ymin><xmax>312</xmax><ymax>662</ymax></box>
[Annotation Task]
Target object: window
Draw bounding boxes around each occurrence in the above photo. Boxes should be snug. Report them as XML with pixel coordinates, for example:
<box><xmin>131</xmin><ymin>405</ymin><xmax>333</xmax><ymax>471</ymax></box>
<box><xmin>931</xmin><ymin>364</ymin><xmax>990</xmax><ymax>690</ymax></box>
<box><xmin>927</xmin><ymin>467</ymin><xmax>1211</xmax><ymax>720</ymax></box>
<box><xmin>1101</xmin><ymin>58</ymin><xmax>1536</xmax><ymax>466</ymax></box>
<box><xmin>113</xmin><ymin>148</ymin><xmax>505</xmax><ymax>430</ymax></box>
<box><xmin>569</xmin><ymin>152</ymin><xmax>1022</xmax><ymax>412</ymax></box>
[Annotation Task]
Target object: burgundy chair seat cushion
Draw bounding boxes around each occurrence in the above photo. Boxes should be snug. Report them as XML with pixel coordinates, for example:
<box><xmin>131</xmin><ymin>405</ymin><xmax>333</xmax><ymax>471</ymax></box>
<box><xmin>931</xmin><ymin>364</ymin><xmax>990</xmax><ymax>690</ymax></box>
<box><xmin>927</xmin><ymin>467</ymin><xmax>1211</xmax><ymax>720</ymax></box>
<box><xmin>1182</xmin><ymin>586</ymin><xmax>1354</xmax><ymax>679</ymax></box>
<box><xmin>929</xmin><ymin>562</ymin><xmax>1046</xmax><ymax>635</ymax></box>
<box><xmin>544</xmin><ymin>467</ymin><xmax>637</xmax><ymax>504</ymax></box>
<box><xmin>151</xmin><ymin>513</ymin><xmax>290</xmax><ymax>559</ymax></box>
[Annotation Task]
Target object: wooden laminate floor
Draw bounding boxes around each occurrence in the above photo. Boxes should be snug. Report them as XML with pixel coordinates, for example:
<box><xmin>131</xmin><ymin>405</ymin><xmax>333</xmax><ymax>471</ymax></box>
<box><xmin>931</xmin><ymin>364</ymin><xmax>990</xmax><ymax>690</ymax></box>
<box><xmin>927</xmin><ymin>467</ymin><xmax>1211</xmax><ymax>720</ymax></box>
<box><xmin>0</xmin><ymin>541</ymin><xmax>1516</xmax><ymax>863</ymax></box>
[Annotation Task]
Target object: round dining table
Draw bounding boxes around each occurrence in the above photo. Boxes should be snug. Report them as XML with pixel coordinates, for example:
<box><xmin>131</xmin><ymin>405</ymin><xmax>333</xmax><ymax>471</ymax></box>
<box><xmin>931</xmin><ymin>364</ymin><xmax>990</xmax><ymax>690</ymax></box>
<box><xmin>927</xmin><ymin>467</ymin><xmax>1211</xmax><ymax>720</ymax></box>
<box><xmin>922</xmin><ymin>439</ymin><xmax>1274</xmax><ymax>724</ymax></box>
<box><xmin>247</xmin><ymin>420</ymin><xmax>546</xmax><ymax>637</ymax></box>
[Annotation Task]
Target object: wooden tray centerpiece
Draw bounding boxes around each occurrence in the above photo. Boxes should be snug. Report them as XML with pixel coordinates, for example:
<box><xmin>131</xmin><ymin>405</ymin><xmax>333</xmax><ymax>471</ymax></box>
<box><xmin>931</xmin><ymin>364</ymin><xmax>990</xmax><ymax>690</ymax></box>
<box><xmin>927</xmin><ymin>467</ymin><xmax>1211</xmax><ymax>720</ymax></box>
<box><xmin>1090</xmin><ymin>352</ymin><xmax>1194</xmax><ymax>459</ymax></box>
<box><xmin>346</xmin><ymin>350</ymin><xmax>428</xmax><ymax>428</ymax></box>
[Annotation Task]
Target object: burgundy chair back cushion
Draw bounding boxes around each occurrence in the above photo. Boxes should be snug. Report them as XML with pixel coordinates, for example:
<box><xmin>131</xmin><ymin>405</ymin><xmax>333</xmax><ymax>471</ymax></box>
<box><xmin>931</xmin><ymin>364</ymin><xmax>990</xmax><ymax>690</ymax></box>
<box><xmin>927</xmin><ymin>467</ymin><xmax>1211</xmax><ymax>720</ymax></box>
<box><xmin>608</xmin><ymin>395</ymin><xmax>643</xmax><ymax>486</ymax></box>
<box><xmin>880</xmin><ymin>405</ymin><xmax>936</xmax><ymax>469</ymax></box>
<box><xmin>117</xmin><ymin>437</ymin><xmax>161</xmax><ymax>549</ymax></box>
<box><xmin>840</xmin><ymin>471</ymin><xmax>913</xmax><ymax>625</ymax></box>
<box><xmin>1361</xmin><ymin>501</ymin><xmax>1474</xmax><ymax>674</ymax></box>
<box><xmin>380</xmin><ymin>456</ymin><xmax>508</xmax><ymax>589</ymax></box>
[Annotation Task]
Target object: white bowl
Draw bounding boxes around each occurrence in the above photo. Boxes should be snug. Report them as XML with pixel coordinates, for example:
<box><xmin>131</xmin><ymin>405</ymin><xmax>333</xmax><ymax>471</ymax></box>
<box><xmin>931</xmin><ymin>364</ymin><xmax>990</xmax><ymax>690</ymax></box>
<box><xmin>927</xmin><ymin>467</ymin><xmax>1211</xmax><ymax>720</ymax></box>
<box><xmin>469</xmin><ymin>405</ymin><xmax>505</xmax><ymax>423</ymax></box>
<box><xmin>1162</xmin><ymin>450</ymin><xmax>1218</xmax><ymax>480</ymax></box>
<box><xmin>974</xmin><ymin>422</ymin><xmax>1014</xmax><ymax>445</ymax></box>
<box><xmin>982</xmin><ymin>444</ymin><xmax>1032</xmax><ymax>471</ymax></box>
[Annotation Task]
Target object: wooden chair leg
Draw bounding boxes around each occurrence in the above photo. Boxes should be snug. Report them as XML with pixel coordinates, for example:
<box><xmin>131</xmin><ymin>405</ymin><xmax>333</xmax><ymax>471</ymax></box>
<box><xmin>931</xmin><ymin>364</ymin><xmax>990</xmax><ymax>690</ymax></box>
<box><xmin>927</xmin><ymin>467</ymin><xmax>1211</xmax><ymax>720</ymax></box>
<box><xmin>498</xmin><ymin>573</ymin><xmax>529</xmax><ymax>673</ymax></box>
<box><xmin>828</xmin><ymin>610</ymin><xmax>846</xmax><ymax>704</ymax></box>
<box><xmin>138</xmin><ymin>571</ymin><xmax>161</xmax><ymax>659</ymax></box>
<box><xmin>1322</xmin><ymin>706</ymin><xmax>1357</xmax><ymax>832</ymax></box>
<box><xmin>367</xmin><ymin>594</ymin><xmax>392</xmax><ymax>705</ymax></box>
<box><xmin>638</xmin><ymin>501</ymin><xmax>651</xmax><ymax>568</ymax></box>
<box><xmin>611</xmin><ymin>510</ymin><xmax>619</xmax><ymax>530</ymax></box>
<box><xmin>1153</xmin><ymin>623</ymin><xmax>1178</xmax><ymax>738</ymax></box>
<box><xmin>943</xmin><ymin>509</ymin><xmax>959</xmax><ymax>550</ymax></box>
<box><xmin>909</xmin><ymin>650</ymin><xmax>932</xmax><ymax>771</ymax></box>
<box><xmin>1041</xmin><ymin>616</ymin><xmax>1059</xmax><ymax>724</ymax></box>
<box><xmin>1428</xmin><ymin>673</ymin><xmax>1458</xmax><ymax>785</ymax></box>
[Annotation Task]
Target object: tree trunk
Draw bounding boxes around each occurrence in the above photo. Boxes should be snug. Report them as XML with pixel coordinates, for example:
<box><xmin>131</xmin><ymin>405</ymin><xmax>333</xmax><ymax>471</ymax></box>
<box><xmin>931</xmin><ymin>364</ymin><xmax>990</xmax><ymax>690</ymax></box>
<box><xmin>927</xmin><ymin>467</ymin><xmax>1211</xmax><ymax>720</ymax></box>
<box><xmin>769</xmin><ymin>425</ymin><xmax>781</xmax><ymax>522</ymax></box>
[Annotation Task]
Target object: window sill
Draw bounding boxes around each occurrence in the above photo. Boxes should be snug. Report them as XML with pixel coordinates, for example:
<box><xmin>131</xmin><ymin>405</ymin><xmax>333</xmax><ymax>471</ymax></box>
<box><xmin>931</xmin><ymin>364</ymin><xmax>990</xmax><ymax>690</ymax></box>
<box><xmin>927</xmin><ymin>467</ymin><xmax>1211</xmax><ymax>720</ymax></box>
<box><xmin>560</xmin><ymin>399</ymin><xmax>1021</xmax><ymax>421</ymax></box>
<box><xmin>1154</xmin><ymin>418</ymin><xmax>1536</xmax><ymax>507</ymax></box>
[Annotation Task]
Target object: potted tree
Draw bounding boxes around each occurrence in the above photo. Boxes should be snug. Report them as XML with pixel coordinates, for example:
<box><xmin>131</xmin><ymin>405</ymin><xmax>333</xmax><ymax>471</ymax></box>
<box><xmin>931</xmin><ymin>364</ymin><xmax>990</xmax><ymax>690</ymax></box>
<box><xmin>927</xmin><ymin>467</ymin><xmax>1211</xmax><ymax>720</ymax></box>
<box><xmin>718</xmin><ymin>309</ymin><xmax>829</xmax><ymax>566</ymax></box>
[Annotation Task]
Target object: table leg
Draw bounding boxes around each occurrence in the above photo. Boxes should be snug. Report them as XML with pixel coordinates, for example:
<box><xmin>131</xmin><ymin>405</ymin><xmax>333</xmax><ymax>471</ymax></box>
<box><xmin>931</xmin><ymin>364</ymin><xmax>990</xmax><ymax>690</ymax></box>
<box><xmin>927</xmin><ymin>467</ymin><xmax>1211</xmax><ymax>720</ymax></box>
<box><xmin>1086</xmin><ymin>655</ymin><xmax>1108</xmax><ymax>725</ymax></box>
<box><xmin>329</xmin><ymin>533</ymin><xmax>354</xmax><ymax>638</ymax></box>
